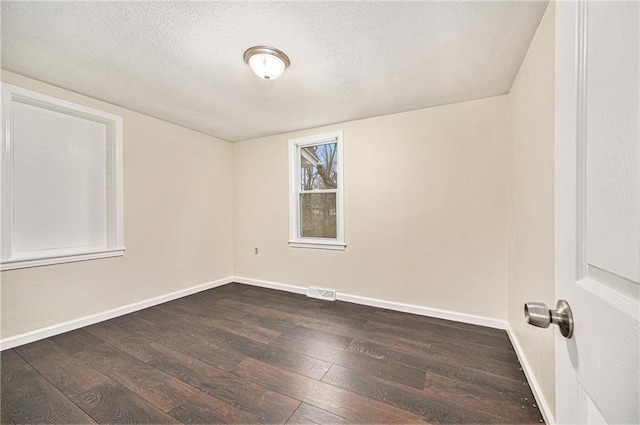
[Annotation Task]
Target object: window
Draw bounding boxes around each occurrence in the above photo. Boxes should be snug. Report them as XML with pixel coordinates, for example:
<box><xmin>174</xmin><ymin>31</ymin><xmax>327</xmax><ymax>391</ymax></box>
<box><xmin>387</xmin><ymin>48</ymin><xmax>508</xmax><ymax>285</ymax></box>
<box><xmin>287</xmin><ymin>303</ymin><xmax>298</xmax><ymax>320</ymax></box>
<box><xmin>1</xmin><ymin>83</ymin><xmax>124</xmax><ymax>270</ymax></box>
<box><xmin>289</xmin><ymin>131</ymin><xmax>345</xmax><ymax>250</ymax></box>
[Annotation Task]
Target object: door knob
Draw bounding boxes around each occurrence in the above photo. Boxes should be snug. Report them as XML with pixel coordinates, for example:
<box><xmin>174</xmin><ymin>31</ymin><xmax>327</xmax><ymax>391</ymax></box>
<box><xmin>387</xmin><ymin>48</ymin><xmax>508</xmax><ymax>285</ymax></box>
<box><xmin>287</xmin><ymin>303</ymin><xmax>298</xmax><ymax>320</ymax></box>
<box><xmin>524</xmin><ymin>299</ymin><xmax>574</xmax><ymax>338</ymax></box>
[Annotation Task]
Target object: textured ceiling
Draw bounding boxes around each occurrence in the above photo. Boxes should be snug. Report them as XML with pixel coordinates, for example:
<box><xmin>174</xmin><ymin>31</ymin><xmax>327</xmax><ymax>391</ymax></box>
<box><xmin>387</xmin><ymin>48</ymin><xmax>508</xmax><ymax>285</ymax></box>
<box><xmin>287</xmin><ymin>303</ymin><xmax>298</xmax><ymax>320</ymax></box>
<box><xmin>1</xmin><ymin>1</ymin><xmax>547</xmax><ymax>142</ymax></box>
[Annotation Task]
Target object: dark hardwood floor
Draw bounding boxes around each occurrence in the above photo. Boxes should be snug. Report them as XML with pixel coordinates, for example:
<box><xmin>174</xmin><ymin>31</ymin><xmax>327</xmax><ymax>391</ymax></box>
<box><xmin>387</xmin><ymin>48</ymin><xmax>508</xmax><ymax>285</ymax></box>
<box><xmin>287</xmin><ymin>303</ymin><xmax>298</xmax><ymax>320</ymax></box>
<box><xmin>1</xmin><ymin>283</ymin><xmax>544</xmax><ymax>424</ymax></box>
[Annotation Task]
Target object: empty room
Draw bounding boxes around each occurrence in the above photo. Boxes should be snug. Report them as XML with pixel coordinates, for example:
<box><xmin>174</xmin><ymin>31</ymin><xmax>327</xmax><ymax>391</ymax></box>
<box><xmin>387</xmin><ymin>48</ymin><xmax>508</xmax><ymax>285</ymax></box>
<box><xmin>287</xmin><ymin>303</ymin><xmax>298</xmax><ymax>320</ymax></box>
<box><xmin>1</xmin><ymin>1</ymin><xmax>638</xmax><ymax>424</ymax></box>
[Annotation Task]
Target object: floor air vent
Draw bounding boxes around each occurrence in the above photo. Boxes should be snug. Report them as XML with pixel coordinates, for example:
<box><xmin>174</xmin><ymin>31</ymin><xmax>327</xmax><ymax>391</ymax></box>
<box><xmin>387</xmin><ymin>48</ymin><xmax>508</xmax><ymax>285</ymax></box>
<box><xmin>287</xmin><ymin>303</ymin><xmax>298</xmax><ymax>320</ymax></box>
<box><xmin>306</xmin><ymin>287</ymin><xmax>337</xmax><ymax>301</ymax></box>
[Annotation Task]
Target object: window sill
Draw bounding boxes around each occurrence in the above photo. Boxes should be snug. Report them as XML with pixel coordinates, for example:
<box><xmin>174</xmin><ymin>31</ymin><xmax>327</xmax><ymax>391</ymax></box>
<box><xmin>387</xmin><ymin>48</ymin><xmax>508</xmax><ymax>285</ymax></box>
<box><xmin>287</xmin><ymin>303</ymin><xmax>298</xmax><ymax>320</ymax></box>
<box><xmin>288</xmin><ymin>241</ymin><xmax>346</xmax><ymax>251</ymax></box>
<box><xmin>1</xmin><ymin>247</ymin><xmax>126</xmax><ymax>271</ymax></box>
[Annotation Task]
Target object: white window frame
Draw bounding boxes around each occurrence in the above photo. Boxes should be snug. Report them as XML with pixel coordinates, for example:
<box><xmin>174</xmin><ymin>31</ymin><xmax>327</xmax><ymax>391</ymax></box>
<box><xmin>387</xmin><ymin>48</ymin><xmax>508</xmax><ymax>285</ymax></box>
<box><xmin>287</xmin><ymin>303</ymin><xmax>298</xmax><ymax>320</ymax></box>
<box><xmin>1</xmin><ymin>83</ymin><xmax>125</xmax><ymax>270</ymax></box>
<box><xmin>288</xmin><ymin>131</ymin><xmax>345</xmax><ymax>250</ymax></box>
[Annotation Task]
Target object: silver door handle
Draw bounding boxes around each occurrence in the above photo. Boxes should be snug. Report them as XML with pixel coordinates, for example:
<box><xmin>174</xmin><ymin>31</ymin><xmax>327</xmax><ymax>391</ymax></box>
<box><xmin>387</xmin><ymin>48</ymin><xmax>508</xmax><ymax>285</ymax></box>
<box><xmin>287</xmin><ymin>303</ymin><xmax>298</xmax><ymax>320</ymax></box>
<box><xmin>524</xmin><ymin>299</ymin><xmax>574</xmax><ymax>338</ymax></box>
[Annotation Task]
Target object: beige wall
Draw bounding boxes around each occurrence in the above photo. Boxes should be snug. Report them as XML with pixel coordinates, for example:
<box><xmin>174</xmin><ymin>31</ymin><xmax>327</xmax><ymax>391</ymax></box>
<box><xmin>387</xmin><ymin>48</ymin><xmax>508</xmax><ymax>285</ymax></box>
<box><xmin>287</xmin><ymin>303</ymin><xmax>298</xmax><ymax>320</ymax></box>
<box><xmin>234</xmin><ymin>96</ymin><xmax>509</xmax><ymax>319</ymax></box>
<box><xmin>0</xmin><ymin>71</ymin><xmax>234</xmax><ymax>339</ymax></box>
<box><xmin>507</xmin><ymin>2</ymin><xmax>556</xmax><ymax>417</ymax></box>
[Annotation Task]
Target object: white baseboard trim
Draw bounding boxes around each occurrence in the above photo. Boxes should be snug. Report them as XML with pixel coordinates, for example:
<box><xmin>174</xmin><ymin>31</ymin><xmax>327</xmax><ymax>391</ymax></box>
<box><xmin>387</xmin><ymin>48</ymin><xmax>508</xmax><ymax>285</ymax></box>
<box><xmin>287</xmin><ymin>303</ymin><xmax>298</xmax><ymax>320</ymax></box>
<box><xmin>232</xmin><ymin>276</ymin><xmax>308</xmax><ymax>295</ymax></box>
<box><xmin>0</xmin><ymin>276</ymin><xmax>234</xmax><ymax>351</ymax></box>
<box><xmin>337</xmin><ymin>292</ymin><xmax>507</xmax><ymax>330</ymax></box>
<box><xmin>232</xmin><ymin>276</ymin><xmax>507</xmax><ymax>330</ymax></box>
<box><xmin>506</xmin><ymin>324</ymin><xmax>555</xmax><ymax>425</ymax></box>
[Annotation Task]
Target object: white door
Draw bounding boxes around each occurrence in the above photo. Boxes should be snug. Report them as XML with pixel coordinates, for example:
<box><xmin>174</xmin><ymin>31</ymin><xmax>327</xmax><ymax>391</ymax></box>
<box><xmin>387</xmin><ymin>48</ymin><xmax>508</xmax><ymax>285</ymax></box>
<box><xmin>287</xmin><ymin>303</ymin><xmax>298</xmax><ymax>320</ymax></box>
<box><xmin>555</xmin><ymin>1</ymin><xmax>639</xmax><ymax>424</ymax></box>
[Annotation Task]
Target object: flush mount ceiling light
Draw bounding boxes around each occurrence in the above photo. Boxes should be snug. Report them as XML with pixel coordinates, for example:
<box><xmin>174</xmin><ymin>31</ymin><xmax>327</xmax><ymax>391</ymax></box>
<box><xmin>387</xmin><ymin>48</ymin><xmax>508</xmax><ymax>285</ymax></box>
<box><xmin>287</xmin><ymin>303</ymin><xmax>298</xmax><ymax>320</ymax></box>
<box><xmin>244</xmin><ymin>46</ymin><xmax>290</xmax><ymax>80</ymax></box>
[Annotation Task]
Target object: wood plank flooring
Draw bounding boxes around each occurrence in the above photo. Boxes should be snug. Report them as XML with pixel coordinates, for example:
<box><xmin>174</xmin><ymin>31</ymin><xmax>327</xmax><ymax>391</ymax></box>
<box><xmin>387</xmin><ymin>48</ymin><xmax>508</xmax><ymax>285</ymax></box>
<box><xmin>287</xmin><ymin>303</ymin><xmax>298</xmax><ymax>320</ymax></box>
<box><xmin>1</xmin><ymin>283</ymin><xmax>544</xmax><ymax>424</ymax></box>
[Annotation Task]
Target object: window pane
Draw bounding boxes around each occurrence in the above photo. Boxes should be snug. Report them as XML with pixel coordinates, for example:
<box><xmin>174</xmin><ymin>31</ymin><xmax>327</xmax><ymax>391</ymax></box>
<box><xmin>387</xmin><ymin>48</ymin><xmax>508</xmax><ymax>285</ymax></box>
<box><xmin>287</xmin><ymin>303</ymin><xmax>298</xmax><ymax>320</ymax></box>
<box><xmin>13</xmin><ymin>102</ymin><xmax>108</xmax><ymax>253</ymax></box>
<box><xmin>300</xmin><ymin>193</ymin><xmax>337</xmax><ymax>238</ymax></box>
<box><xmin>300</xmin><ymin>142</ymin><xmax>338</xmax><ymax>190</ymax></box>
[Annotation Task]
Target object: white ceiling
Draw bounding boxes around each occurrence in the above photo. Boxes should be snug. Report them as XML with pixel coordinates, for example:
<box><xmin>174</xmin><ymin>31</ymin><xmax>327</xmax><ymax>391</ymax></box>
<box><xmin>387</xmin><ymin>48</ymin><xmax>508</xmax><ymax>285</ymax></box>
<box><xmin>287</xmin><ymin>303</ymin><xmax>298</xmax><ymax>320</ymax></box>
<box><xmin>1</xmin><ymin>1</ymin><xmax>547</xmax><ymax>142</ymax></box>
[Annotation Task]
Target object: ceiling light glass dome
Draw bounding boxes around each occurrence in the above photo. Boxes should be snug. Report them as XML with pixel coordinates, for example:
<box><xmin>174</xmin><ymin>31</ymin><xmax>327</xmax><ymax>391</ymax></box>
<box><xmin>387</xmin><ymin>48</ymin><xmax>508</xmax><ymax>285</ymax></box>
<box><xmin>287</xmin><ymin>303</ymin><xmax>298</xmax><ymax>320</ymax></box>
<box><xmin>244</xmin><ymin>46</ymin><xmax>290</xmax><ymax>80</ymax></box>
